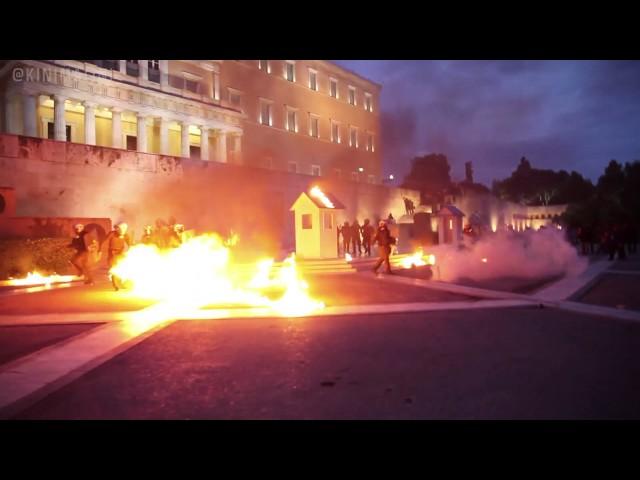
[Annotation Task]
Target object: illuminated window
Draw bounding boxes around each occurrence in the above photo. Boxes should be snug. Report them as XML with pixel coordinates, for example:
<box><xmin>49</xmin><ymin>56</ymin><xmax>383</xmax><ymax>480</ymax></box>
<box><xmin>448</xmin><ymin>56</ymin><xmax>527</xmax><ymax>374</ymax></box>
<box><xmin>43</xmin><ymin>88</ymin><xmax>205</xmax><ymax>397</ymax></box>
<box><xmin>258</xmin><ymin>60</ymin><xmax>270</xmax><ymax>73</ymax></box>
<box><xmin>364</xmin><ymin>92</ymin><xmax>373</xmax><ymax>112</ymax></box>
<box><xmin>311</xmin><ymin>165</ymin><xmax>321</xmax><ymax>176</ymax></box>
<box><xmin>366</xmin><ymin>133</ymin><xmax>374</xmax><ymax>152</ymax></box>
<box><xmin>285</xmin><ymin>61</ymin><xmax>296</xmax><ymax>82</ymax></box>
<box><xmin>309</xmin><ymin>114</ymin><xmax>319</xmax><ymax>138</ymax></box>
<box><xmin>331</xmin><ymin>121</ymin><xmax>340</xmax><ymax>143</ymax></box>
<box><xmin>349</xmin><ymin>126</ymin><xmax>358</xmax><ymax>148</ymax></box>
<box><xmin>302</xmin><ymin>214</ymin><xmax>312</xmax><ymax>229</ymax></box>
<box><xmin>330</xmin><ymin>78</ymin><xmax>338</xmax><ymax>98</ymax></box>
<box><xmin>259</xmin><ymin>99</ymin><xmax>272</xmax><ymax>126</ymax></box>
<box><xmin>449</xmin><ymin>219</ymin><xmax>453</xmax><ymax>230</ymax></box>
<box><xmin>323</xmin><ymin>212</ymin><xmax>333</xmax><ymax>230</ymax></box>
<box><xmin>286</xmin><ymin>108</ymin><xmax>298</xmax><ymax>133</ymax></box>
<box><xmin>309</xmin><ymin>69</ymin><xmax>317</xmax><ymax>91</ymax></box>
<box><xmin>348</xmin><ymin>86</ymin><xmax>356</xmax><ymax>106</ymax></box>
<box><xmin>288</xmin><ymin>161</ymin><xmax>298</xmax><ymax>173</ymax></box>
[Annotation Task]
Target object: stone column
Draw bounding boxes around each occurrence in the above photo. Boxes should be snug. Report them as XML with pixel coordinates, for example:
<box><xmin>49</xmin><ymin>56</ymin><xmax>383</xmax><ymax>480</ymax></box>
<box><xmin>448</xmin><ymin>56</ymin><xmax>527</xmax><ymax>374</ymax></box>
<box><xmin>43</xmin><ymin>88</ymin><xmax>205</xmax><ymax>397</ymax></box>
<box><xmin>119</xmin><ymin>60</ymin><xmax>126</xmax><ymax>74</ymax></box>
<box><xmin>180</xmin><ymin>122</ymin><xmax>190</xmax><ymax>158</ymax></box>
<box><xmin>53</xmin><ymin>94</ymin><xmax>67</xmax><ymax>141</ymax></box>
<box><xmin>216</xmin><ymin>130</ymin><xmax>227</xmax><ymax>163</ymax></box>
<box><xmin>200</xmin><ymin>126</ymin><xmax>209</xmax><ymax>161</ymax></box>
<box><xmin>83</xmin><ymin>101</ymin><xmax>97</xmax><ymax>145</ymax></box>
<box><xmin>232</xmin><ymin>132</ymin><xmax>242</xmax><ymax>164</ymax></box>
<box><xmin>23</xmin><ymin>94</ymin><xmax>38</xmax><ymax>137</ymax></box>
<box><xmin>159</xmin><ymin>117</ymin><xmax>170</xmax><ymax>155</ymax></box>
<box><xmin>136</xmin><ymin>113</ymin><xmax>148</xmax><ymax>153</ymax></box>
<box><xmin>139</xmin><ymin>60</ymin><xmax>148</xmax><ymax>81</ymax></box>
<box><xmin>213</xmin><ymin>74</ymin><xmax>220</xmax><ymax>101</ymax></box>
<box><xmin>111</xmin><ymin>108</ymin><xmax>122</xmax><ymax>148</ymax></box>
<box><xmin>160</xmin><ymin>60</ymin><xmax>169</xmax><ymax>88</ymax></box>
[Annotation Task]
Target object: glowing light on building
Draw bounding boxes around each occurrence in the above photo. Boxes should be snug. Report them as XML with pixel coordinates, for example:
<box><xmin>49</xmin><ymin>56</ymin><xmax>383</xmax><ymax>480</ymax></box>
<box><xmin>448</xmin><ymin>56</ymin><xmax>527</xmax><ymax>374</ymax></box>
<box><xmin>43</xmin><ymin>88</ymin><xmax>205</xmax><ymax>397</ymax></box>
<box><xmin>309</xmin><ymin>186</ymin><xmax>335</xmax><ymax>209</ymax></box>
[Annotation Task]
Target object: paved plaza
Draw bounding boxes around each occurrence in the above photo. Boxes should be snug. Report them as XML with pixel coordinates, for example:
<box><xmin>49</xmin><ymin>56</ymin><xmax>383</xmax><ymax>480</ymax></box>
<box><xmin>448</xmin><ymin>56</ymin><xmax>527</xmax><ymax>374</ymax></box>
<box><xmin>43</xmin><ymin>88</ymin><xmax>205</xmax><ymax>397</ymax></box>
<box><xmin>1</xmin><ymin>255</ymin><xmax>639</xmax><ymax>419</ymax></box>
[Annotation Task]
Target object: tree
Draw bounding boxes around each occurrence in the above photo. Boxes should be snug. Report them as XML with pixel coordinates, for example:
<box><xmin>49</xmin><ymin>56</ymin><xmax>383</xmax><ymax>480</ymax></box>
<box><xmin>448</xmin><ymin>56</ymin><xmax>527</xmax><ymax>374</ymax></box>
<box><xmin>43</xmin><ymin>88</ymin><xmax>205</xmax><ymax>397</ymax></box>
<box><xmin>492</xmin><ymin>157</ymin><xmax>594</xmax><ymax>205</ymax></box>
<box><xmin>401</xmin><ymin>153</ymin><xmax>452</xmax><ymax>204</ymax></box>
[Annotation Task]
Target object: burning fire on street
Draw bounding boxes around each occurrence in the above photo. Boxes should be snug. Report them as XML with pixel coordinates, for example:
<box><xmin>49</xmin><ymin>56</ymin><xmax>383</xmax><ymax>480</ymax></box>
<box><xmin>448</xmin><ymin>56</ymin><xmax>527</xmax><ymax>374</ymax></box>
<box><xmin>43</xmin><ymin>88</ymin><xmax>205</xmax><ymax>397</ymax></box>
<box><xmin>399</xmin><ymin>249</ymin><xmax>436</xmax><ymax>269</ymax></box>
<box><xmin>2</xmin><ymin>271</ymin><xmax>78</xmax><ymax>288</ymax></box>
<box><xmin>109</xmin><ymin>232</ymin><xmax>325</xmax><ymax>323</ymax></box>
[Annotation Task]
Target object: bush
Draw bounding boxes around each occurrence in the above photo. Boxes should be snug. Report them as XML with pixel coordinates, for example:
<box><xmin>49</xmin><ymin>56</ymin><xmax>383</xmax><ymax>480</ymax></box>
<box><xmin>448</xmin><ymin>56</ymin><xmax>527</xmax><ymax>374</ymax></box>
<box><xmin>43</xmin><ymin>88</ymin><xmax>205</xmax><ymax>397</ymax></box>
<box><xmin>0</xmin><ymin>238</ymin><xmax>76</xmax><ymax>279</ymax></box>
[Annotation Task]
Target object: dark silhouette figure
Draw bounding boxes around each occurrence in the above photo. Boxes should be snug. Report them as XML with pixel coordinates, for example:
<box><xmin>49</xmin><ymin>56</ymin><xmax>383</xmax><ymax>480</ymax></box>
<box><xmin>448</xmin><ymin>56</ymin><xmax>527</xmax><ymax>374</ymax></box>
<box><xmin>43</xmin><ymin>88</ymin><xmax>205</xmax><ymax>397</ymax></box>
<box><xmin>362</xmin><ymin>219</ymin><xmax>374</xmax><ymax>257</ymax></box>
<box><xmin>101</xmin><ymin>223</ymin><xmax>132</xmax><ymax>291</ymax></box>
<box><xmin>69</xmin><ymin>223</ymin><xmax>93</xmax><ymax>284</ymax></box>
<box><xmin>372</xmin><ymin>221</ymin><xmax>394</xmax><ymax>274</ymax></box>
<box><xmin>352</xmin><ymin>219</ymin><xmax>362</xmax><ymax>256</ymax></box>
<box><xmin>341</xmin><ymin>221</ymin><xmax>352</xmax><ymax>257</ymax></box>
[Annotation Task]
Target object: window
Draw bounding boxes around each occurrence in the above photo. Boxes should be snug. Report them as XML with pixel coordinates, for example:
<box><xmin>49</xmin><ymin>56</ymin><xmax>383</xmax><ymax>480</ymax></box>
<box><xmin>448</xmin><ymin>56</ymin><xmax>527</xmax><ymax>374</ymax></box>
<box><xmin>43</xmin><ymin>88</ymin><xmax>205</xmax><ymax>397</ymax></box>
<box><xmin>331</xmin><ymin>121</ymin><xmax>340</xmax><ymax>143</ymax></box>
<box><xmin>286</xmin><ymin>108</ymin><xmax>298</xmax><ymax>133</ymax></box>
<box><xmin>185</xmin><ymin>79</ymin><xmax>200</xmax><ymax>93</ymax></box>
<box><xmin>285</xmin><ymin>61</ymin><xmax>295</xmax><ymax>82</ymax></box>
<box><xmin>329</xmin><ymin>78</ymin><xmax>338</xmax><ymax>98</ymax></box>
<box><xmin>366</xmin><ymin>132</ymin><xmax>374</xmax><ymax>152</ymax></box>
<box><xmin>258</xmin><ymin>60</ymin><xmax>270</xmax><ymax>73</ymax></box>
<box><xmin>259</xmin><ymin>100</ymin><xmax>272</xmax><ymax>126</ymax></box>
<box><xmin>126</xmin><ymin>60</ymin><xmax>139</xmax><ymax>77</ymax></box>
<box><xmin>323</xmin><ymin>212</ymin><xmax>333</xmax><ymax>230</ymax></box>
<box><xmin>348</xmin><ymin>86</ymin><xmax>356</xmax><ymax>106</ymax></box>
<box><xmin>228</xmin><ymin>88</ymin><xmax>242</xmax><ymax>107</ymax></box>
<box><xmin>309</xmin><ymin>114</ymin><xmax>319</xmax><ymax>138</ymax></box>
<box><xmin>349</xmin><ymin>126</ymin><xmax>358</xmax><ymax>148</ymax></box>
<box><xmin>308</xmin><ymin>69</ymin><xmax>317</xmax><ymax>91</ymax></box>
<box><xmin>302</xmin><ymin>214</ymin><xmax>312</xmax><ymax>230</ymax></box>
<box><xmin>288</xmin><ymin>161</ymin><xmax>298</xmax><ymax>173</ymax></box>
<box><xmin>311</xmin><ymin>165</ymin><xmax>321</xmax><ymax>176</ymax></box>
<box><xmin>189</xmin><ymin>145</ymin><xmax>201</xmax><ymax>160</ymax></box>
<box><xmin>126</xmin><ymin>135</ymin><xmax>137</xmax><ymax>151</ymax></box>
<box><xmin>148</xmin><ymin>60</ymin><xmax>160</xmax><ymax>83</ymax></box>
<box><xmin>47</xmin><ymin>122</ymin><xmax>71</xmax><ymax>142</ymax></box>
<box><xmin>364</xmin><ymin>92</ymin><xmax>373</xmax><ymax>112</ymax></box>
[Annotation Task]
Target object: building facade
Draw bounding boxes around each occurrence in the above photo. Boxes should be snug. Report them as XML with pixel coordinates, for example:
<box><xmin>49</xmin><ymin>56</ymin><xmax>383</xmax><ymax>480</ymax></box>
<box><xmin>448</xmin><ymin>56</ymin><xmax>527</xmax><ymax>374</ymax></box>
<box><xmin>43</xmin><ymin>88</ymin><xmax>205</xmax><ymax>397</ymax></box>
<box><xmin>0</xmin><ymin>60</ymin><xmax>381</xmax><ymax>183</ymax></box>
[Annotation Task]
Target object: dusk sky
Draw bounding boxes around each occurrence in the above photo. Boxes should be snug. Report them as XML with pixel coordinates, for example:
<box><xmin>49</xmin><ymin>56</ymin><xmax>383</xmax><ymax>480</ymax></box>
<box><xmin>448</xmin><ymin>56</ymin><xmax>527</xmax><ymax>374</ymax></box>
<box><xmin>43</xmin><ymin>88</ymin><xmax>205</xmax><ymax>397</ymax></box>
<box><xmin>336</xmin><ymin>60</ymin><xmax>640</xmax><ymax>187</ymax></box>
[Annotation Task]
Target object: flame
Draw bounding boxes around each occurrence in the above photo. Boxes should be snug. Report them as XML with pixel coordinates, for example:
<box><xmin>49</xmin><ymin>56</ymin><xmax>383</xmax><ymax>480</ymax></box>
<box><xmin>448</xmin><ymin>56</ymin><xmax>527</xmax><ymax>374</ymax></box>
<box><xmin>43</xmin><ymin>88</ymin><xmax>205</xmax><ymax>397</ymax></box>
<box><xmin>309</xmin><ymin>186</ymin><xmax>335</xmax><ymax>209</ymax></box>
<box><xmin>109</xmin><ymin>233</ymin><xmax>324</xmax><ymax>319</ymax></box>
<box><xmin>4</xmin><ymin>271</ymin><xmax>77</xmax><ymax>288</ymax></box>
<box><xmin>345</xmin><ymin>253</ymin><xmax>353</xmax><ymax>262</ymax></box>
<box><xmin>400</xmin><ymin>249</ymin><xmax>436</xmax><ymax>269</ymax></box>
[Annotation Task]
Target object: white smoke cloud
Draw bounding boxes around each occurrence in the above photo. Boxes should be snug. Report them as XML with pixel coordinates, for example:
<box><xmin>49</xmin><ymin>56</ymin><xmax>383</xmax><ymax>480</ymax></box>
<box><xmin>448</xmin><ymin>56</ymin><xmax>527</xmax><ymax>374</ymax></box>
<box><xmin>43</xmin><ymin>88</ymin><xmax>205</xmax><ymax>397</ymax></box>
<box><xmin>428</xmin><ymin>228</ymin><xmax>588</xmax><ymax>282</ymax></box>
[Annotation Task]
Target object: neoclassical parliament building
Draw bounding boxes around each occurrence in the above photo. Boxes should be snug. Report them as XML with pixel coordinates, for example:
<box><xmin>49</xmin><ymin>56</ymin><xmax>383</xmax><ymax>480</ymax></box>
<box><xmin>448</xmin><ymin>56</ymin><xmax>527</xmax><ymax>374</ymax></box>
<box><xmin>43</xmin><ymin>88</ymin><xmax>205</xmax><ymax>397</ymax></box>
<box><xmin>1</xmin><ymin>60</ymin><xmax>382</xmax><ymax>183</ymax></box>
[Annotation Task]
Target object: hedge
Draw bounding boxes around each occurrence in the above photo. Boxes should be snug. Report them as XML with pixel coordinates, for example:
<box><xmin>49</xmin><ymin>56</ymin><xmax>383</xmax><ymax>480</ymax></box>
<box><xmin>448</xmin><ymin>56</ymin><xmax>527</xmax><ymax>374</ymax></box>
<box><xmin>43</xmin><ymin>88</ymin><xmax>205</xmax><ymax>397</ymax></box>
<box><xmin>0</xmin><ymin>237</ymin><xmax>76</xmax><ymax>279</ymax></box>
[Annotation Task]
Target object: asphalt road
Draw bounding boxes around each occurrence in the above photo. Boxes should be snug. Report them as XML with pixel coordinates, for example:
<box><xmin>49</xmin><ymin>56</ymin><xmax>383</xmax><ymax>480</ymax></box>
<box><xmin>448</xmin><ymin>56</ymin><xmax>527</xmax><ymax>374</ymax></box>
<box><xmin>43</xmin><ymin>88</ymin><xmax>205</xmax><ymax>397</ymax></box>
<box><xmin>15</xmin><ymin>306</ymin><xmax>640</xmax><ymax>419</ymax></box>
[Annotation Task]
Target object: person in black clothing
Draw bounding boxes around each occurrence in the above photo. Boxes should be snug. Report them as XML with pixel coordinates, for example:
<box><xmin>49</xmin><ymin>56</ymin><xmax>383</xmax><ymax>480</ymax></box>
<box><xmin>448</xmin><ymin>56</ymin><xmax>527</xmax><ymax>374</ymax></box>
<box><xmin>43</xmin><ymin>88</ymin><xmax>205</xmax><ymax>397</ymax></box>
<box><xmin>341</xmin><ymin>221</ymin><xmax>352</xmax><ymax>257</ymax></box>
<box><xmin>372</xmin><ymin>220</ymin><xmax>394</xmax><ymax>274</ymax></box>
<box><xmin>69</xmin><ymin>223</ymin><xmax>94</xmax><ymax>285</ymax></box>
<box><xmin>361</xmin><ymin>219</ymin><xmax>374</xmax><ymax>257</ymax></box>
<box><xmin>352</xmin><ymin>219</ymin><xmax>362</xmax><ymax>256</ymax></box>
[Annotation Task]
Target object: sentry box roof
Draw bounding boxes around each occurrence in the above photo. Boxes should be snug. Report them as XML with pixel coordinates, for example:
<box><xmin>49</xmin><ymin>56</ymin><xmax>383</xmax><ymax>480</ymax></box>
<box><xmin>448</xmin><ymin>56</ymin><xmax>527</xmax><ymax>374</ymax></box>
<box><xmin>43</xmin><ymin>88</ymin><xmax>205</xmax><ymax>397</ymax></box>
<box><xmin>290</xmin><ymin>187</ymin><xmax>346</xmax><ymax>211</ymax></box>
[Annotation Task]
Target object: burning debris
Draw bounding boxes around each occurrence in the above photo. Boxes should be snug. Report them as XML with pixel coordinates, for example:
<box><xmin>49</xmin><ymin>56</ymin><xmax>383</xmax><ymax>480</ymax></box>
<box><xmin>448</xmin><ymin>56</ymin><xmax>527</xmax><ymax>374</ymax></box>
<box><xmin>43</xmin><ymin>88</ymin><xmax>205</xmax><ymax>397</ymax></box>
<box><xmin>399</xmin><ymin>249</ymin><xmax>436</xmax><ymax>269</ymax></box>
<box><xmin>2</xmin><ymin>271</ymin><xmax>78</xmax><ymax>288</ymax></box>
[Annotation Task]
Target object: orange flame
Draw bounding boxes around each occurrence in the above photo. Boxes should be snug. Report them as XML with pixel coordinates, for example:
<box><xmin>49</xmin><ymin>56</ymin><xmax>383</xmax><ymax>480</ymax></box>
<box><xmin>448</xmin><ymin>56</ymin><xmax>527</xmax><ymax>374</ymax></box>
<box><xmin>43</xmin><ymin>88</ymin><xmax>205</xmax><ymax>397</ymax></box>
<box><xmin>309</xmin><ymin>186</ymin><xmax>335</xmax><ymax>209</ymax></box>
<box><xmin>109</xmin><ymin>233</ymin><xmax>324</xmax><ymax>319</ymax></box>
